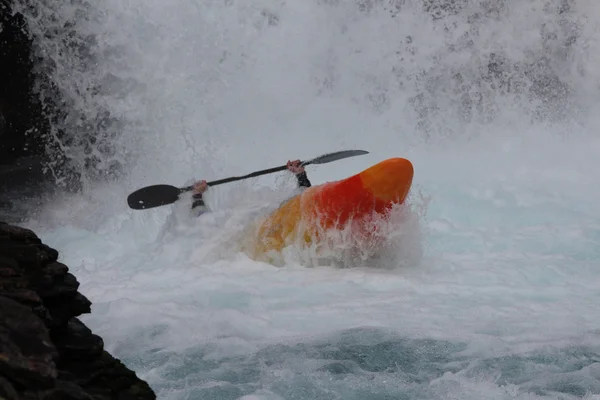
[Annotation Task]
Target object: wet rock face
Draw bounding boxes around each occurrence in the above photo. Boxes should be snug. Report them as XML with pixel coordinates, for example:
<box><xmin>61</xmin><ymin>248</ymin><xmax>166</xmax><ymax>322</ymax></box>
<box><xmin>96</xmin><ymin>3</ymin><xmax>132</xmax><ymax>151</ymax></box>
<box><xmin>0</xmin><ymin>0</ymin><xmax>76</xmax><ymax>223</ymax></box>
<box><xmin>0</xmin><ymin>221</ymin><xmax>156</xmax><ymax>399</ymax></box>
<box><xmin>0</xmin><ymin>110</ymin><xmax>5</xmax><ymax>140</ymax></box>
<box><xmin>0</xmin><ymin>0</ymin><xmax>54</xmax><ymax>222</ymax></box>
<box><xmin>0</xmin><ymin>0</ymin><xmax>49</xmax><ymax>166</ymax></box>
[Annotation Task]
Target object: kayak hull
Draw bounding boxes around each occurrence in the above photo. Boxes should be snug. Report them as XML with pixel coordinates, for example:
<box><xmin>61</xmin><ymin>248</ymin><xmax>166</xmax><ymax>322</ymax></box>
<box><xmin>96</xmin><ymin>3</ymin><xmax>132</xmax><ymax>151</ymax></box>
<box><xmin>250</xmin><ymin>157</ymin><xmax>414</xmax><ymax>261</ymax></box>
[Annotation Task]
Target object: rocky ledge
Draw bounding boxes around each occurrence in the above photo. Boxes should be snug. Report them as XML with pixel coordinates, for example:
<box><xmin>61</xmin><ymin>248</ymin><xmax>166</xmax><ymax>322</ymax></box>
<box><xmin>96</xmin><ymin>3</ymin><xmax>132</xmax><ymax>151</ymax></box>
<box><xmin>0</xmin><ymin>221</ymin><xmax>156</xmax><ymax>399</ymax></box>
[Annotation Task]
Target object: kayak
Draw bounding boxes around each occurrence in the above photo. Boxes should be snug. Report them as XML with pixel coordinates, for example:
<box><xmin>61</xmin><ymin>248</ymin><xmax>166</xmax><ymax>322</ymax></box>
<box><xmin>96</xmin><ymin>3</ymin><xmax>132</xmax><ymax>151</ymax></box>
<box><xmin>247</xmin><ymin>157</ymin><xmax>414</xmax><ymax>263</ymax></box>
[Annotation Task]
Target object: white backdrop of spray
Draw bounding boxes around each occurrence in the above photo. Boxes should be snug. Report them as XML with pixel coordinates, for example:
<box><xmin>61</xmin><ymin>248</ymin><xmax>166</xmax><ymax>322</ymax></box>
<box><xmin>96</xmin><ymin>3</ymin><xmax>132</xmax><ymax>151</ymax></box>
<box><xmin>13</xmin><ymin>0</ymin><xmax>600</xmax><ymax>398</ymax></box>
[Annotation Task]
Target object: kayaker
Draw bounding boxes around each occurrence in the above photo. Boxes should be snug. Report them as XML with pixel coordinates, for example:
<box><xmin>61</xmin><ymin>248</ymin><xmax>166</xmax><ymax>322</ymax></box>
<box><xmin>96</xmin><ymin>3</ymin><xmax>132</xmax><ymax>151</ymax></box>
<box><xmin>191</xmin><ymin>159</ymin><xmax>312</xmax><ymax>215</ymax></box>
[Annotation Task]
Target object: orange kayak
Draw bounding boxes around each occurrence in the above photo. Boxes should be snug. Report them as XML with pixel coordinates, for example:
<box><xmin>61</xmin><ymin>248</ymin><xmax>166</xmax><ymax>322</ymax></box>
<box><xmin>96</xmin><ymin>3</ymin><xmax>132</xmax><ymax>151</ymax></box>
<box><xmin>248</xmin><ymin>157</ymin><xmax>414</xmax><ymax>262</ymax></box>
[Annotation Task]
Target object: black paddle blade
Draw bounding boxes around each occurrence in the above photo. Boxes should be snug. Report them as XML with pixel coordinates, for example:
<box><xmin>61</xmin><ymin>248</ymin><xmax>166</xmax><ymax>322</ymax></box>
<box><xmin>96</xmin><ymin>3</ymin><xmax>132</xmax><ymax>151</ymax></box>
<box><xmin>304</xmin><ymin>149</ymin><xmax>369</xmax><ymax>166</ymax></box>
<box><xmin>127</xmin><ymin>184</ymin><xmax>182</xmax><ymax>210</ymax></box>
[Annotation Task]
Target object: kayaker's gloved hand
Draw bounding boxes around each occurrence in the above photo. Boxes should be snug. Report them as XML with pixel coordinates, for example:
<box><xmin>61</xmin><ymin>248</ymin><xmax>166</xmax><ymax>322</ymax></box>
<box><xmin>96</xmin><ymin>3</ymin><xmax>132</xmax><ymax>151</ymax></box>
<box><xmin>286</xmin><ymin>160</ymin><xmax>305</xmax><ymax>174</ymax></box>
<box><xmin>191</xmin><ymin>180</ymin><xmax>209</xmax><ymax>214</ymax></box>
<box><xmin>192</xmin><ymin>180</ymin><xmax>208</xmax><ymax>197</ymax></box>
<box><xmin>287</xmin><ymin>159</ymin><xmax>311</xmax><ymax>188</ymax></box>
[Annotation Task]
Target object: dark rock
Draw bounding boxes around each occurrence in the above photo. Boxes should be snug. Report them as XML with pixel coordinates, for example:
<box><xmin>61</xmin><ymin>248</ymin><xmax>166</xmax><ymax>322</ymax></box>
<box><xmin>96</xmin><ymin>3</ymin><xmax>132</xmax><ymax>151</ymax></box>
<box><xmin>58</xmin><ymin>351</ymin><xmax>155</xmax><ymax>400</ymax></box>
<box><xmin>45</xmin><ymin>262</ymin><xmax>69</xmax><ymax>276</ymax></box>
<box><xmin>0</xmin><ymin>272</ymin><xmax>28</xmax><ymax>290</ymax></box>
<box><xmin>0</xmin><ymin>296</ymin><xmax>58</xmax><ymax>389</ymax></box>
<box><xmin>43</xmin><ymin>380</ymin><xmax>93</xmax><ymax>400</ymax></box>
<box><xmin>37</xmin><ymin>272</ymin><xmax>80</xmax><ymax>299</ymax></box>
<box><xmin>0</xmin><ymin>239</ymin><xmax>57</xmax><ymax>269</ymax></box>
<box><xmin>42</xmin><ymin>380</ymin><xmax>93</xmax><ymax>400</ymax></box>
<box><xmin>0</xmin><ymin>376</ymin><xmax>19</xmax><ymax>400</ymax></box>
<box><xmin>32</xmin><ymin>304</ymin><xmax>54</xmax><ymax>326</ymax></box>
<box><xmin>53</xmin><ymin>318</ymin><xmax>104</xmax><ymax>360</ymax></box>
<box><xmin>0</xmin><ymin>0</ymin><xmax>61</xmax><ymax>172</ymax></box>
<box><xmin>0</xmin><ymin>254</ymin><xmax>20</xmax><ymax>271</ymax></box>
<box><xmin>0</xmin><ymin>221</ymin><xmax>156</xmax><ymax>399</ymax></box>
<box><xmin>0</xmin><ymin>222</ymin><xmax>40</xmax><ymax>243</ymax></box>
<box><xmin>0</xmin><ymin>287</ymin><xmax>42</xmax><ymax>305</ymax></box>
<box><xmin>44</xmin><ymin>293</ymin><xmax>92</xmax><ymax>329</ymax></box>
<box><xmin>0</xmin><ymin>0</ymin><xmax>87</xmax><ymax>200</ymax></box>
<box><xmin>0</xmin><ymin>266</ymin><xmax>19</xmax><ymax>277</ymax></box>
<box><xmin>0</xmin><ymin>260</ymin><xmax>42</xmax><ymax>306</ymax></box>
<box><xmin>0</xmin><ymin>110</ymin><xmax>5</xmax><ymax>140</ymax></box>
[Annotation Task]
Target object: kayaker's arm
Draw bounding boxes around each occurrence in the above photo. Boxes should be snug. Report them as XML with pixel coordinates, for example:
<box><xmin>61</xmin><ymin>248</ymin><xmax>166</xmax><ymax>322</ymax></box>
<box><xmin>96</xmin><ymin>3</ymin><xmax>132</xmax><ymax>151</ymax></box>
<box><xmin>295</xmin><ymin>171</ymin><xmax>311</xmax><ymax>188</ymax></box>
<box><xmin>190</xmin><ymin>158</ymin><xmax>310</xmax><ymax>215</ymax></box>
<box><xmin>287</xmin><ymin>159</ymin><xmax>311</xmax><ymax>188</ymax></box>
<box><xmin>191</xmin><ymin>192</ymin><xmax>209</xmax><ymax>213</ymax></box>
<box><xmin>191</xmin><ymin>180</ymin><xmax>210</xmax><ymax>215</ymax></box>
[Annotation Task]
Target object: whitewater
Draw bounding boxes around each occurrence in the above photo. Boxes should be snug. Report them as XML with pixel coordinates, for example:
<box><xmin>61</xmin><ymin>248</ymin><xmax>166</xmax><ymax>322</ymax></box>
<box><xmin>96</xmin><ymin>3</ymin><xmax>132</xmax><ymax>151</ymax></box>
<box><xmin>11</xmin><ymin>0</ymin><xmax>600</xmax><ymax>398</ymax></box>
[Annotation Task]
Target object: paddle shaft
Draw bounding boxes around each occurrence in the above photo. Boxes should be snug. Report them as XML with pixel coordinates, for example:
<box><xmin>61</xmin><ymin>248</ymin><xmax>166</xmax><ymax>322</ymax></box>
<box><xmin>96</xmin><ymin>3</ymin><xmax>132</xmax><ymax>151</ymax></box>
<box><xmin>127</xmin><ymin>150</ymin><xmax>369</xmax><ymax>210</ymax></box>
<box><xmin>179</xmin><ymin>162</ymin><xmax>315</xmax><ymax>193</ymax></box>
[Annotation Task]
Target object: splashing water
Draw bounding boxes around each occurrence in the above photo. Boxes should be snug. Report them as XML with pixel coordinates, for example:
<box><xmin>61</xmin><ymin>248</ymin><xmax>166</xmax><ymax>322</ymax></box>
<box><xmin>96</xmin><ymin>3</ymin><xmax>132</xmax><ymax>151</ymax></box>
<box><xmin>12</xmin><ymin>0</ymin><xmax>600</xmax><ymax>398</ymax></box>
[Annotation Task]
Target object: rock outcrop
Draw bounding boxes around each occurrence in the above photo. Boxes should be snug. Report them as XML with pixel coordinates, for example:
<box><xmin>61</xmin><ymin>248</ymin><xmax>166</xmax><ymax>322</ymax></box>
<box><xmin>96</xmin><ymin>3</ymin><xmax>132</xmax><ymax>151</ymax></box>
<box><xmin>0</xmin><ymin>221</ymin><xmax>156</xmax><ymax>399</ymax></box>
<box><xmin>0</xmin><ymin>0</ymin><xmax>50</xmax><ymax>166</ymax></box>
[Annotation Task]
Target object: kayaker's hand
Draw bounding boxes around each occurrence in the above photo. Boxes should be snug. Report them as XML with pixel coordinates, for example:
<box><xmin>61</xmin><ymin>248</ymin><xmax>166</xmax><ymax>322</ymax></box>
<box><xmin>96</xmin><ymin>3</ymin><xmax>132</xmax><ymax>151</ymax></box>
<box><xmin>192</xmin><ymin>180</ymin><xmax>208</xmax><ymax>195</ymax></box>
<box><xmin>287</xmin><ymin>160</ymin><xmax>305</xmax><ymax>175</ymax></box>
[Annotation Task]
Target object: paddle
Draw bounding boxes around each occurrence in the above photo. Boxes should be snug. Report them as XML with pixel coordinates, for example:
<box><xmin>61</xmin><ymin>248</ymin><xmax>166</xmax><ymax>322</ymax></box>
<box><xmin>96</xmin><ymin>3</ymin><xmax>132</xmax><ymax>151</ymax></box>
<box><xmin>127</xmin><ymin>149</ymin><xmax>369</xmax><ymax>210</ymax></box>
